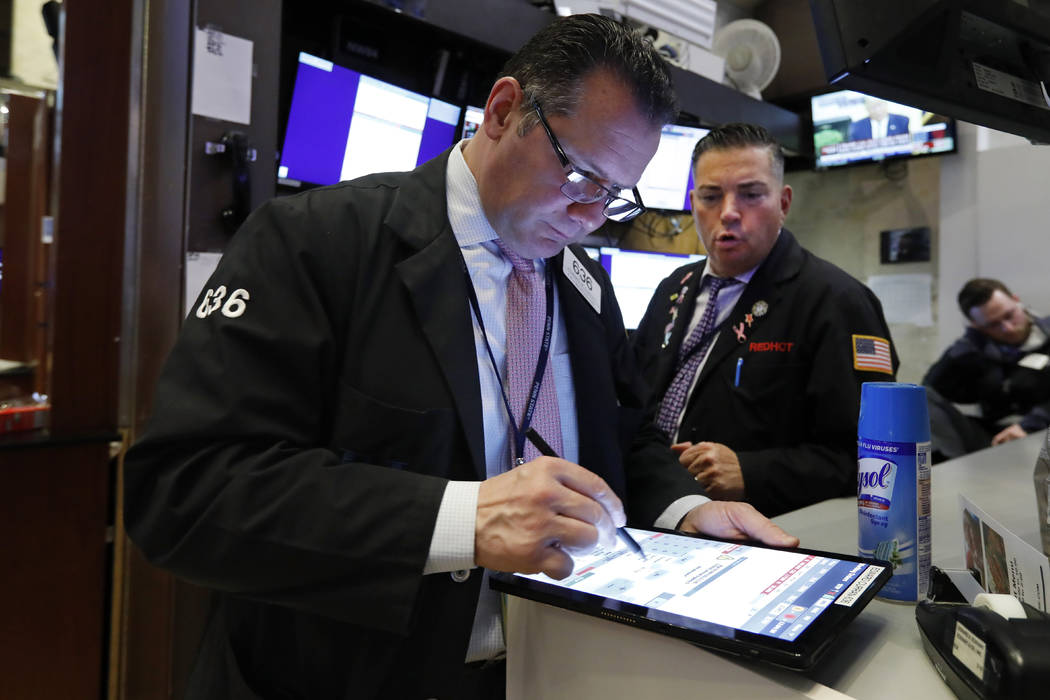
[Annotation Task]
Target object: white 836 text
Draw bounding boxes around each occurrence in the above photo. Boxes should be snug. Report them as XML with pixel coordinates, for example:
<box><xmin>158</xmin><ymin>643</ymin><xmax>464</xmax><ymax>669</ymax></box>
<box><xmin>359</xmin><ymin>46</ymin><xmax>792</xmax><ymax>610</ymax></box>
<box><xmin>195</xmin><ymin>285</ymin><xmax>250</xmax><ymax>319</ymax></box>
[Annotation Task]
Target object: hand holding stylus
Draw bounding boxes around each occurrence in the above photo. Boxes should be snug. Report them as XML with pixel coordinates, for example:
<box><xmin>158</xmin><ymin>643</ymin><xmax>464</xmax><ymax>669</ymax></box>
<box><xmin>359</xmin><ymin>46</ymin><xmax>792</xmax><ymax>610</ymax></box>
<box><xmin>475</xmin><ymin>442</ymin><xmax>626</xmax><ymax>579</ymax></box>
<box><xmin>525</xmin><ymin>428</ymin><xmax>646</xmax><ymax>559</ymax></box>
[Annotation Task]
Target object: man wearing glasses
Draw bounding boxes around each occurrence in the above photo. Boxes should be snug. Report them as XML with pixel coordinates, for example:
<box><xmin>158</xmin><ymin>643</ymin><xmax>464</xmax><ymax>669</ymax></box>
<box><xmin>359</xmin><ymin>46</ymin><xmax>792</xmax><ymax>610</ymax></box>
<box><xmin>124</xmin><ymin>14</ymin><xmax>795</xmax><ymax>700</ymax></box>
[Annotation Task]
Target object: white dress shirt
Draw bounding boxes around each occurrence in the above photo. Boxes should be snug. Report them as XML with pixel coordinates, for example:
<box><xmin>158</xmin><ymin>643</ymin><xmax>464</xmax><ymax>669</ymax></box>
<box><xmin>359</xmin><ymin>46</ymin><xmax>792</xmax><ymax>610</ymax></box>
<box><xmin>870</xmin><ymin>117</ymin><xmax>888</xmax><ymax>140</ymax></box>
<box><xmin>425</xmin><ymin>141</ymin><xmax>707</xmax><ymax>660</ymax></box>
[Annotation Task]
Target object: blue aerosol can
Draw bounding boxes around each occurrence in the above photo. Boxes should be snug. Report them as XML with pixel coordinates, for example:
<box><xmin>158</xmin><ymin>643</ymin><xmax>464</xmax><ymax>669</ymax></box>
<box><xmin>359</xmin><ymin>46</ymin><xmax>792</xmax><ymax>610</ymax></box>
<box><xmin>857</xmin><ymin>382</ymin><xmax>931</xmax><ymax>602</ymax></box>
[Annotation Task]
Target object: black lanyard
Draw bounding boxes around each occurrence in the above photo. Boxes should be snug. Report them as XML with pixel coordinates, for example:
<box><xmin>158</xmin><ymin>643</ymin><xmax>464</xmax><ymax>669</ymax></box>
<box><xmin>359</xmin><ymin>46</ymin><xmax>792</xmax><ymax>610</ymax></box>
<box><xmin>463</xmin><ymin>258</ymin><xmax>555</xmax><ymax>465</ymax></box>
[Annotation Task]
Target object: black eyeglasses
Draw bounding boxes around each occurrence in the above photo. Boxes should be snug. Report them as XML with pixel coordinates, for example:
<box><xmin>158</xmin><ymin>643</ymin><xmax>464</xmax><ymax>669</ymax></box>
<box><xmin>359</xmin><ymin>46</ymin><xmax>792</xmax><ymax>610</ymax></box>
<box><xmin>531</xmin><ymin>99</ymin><xmax>646</xmax><ymax>223</ymax></box>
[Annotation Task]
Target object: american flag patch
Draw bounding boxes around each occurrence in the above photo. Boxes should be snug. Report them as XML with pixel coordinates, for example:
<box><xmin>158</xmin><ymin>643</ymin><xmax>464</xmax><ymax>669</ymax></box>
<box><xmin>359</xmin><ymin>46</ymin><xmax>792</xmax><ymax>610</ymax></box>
<box><xmin>853</xmin><ymin>335</ymin><xmax>893</xmax><ymax>375</ymax></box>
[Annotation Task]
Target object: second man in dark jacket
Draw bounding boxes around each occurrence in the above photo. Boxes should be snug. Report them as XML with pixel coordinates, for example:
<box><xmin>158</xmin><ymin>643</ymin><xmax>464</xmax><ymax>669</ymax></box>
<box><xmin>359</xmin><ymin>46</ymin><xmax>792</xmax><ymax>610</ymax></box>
<box><xmin>633</xmin><ymin>124</ymin><xmax>899</xmax><ymax>516</ymax></box>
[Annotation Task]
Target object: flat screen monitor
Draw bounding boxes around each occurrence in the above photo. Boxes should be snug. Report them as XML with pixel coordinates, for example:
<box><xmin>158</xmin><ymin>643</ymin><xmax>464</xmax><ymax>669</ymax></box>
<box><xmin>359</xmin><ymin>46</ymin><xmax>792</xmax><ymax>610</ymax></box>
<box><xmin>635</xmin><ymin>123</ymin><xmax>709</xmax><ymax>212</ymax></box>
<box><xmin>278</xmin><ymin>52</ymin><xmax>462</xmax><ymax>187</ymax></box>
<box><xmin>879</xmin><ymin>226</ymin><xmax>931</xmax><ymax>264</ymax></box>
<box><xmin>461</xmin><ymin>105</ymin><xmax>484</xmax><ymax>140</ymax></box>
<box><xmin>811</xmin><ymin>89</ymin><xmax>957</xmax><ymax>169</ymax></box>
<box><xmin>598</xmin><ymin>247</ymin><xmax>705</xmax><ymax>330</ymax></box>
<box><xmin>580</xmin><ymin>245</ymin><xmax>601</xmax><ymax>262</ymax></box>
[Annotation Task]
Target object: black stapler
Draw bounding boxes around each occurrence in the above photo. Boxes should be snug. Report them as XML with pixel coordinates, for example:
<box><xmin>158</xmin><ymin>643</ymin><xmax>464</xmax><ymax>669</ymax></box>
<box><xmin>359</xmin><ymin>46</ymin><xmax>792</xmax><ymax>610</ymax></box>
<box><xmin>916</xmin><ymin>567</ymin><xmax>1050</xmax><ymax>699</ymax></box>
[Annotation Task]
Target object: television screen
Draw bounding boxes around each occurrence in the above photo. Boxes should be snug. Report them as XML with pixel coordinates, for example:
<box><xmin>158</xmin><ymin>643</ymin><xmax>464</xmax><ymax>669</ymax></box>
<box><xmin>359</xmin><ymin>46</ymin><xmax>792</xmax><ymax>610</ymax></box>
<box><xmin>461</xmin><ymin>105</ymin><xmax>484</xmax><ymax>140</ymax></box>
<box><xmin>598</xmin><ymin>247</ymin><xmax>705</xmax><ymax>330</ymax></box>
<box><xmin>635</xmin><ymin>123</ymin><xmax>710</xmax><ymax>212</ymax></box>
<box><xmin>811</xmin><ymin>89</ymin><xmax>956</xmax><ymax>169</ymax></box>
<box><xmin>879</xmin><ymin>226</ymin><xmax>931</xmax><ymax>264</ymax></box>
<box><xmin>278</xmin><ymin>52</ymin><xmax>462</xmax><ymax>187</ymax></box>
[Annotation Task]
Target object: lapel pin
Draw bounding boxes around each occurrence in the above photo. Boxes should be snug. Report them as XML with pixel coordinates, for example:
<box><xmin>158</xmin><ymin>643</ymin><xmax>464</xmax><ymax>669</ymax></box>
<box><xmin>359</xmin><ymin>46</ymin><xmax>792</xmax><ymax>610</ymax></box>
<box><xmin>662</xmin><ymin>320</ymin><xmax>675</xmax><ymax>348</ymax></box>
<box><xmin>745</xmin><ymin>313</ymin><xmax>754</xmax><ymax>328</ymax></box>
<box><xmin>752</xmin><ymin>300</ymin><xmax>769</xmax><ymax>318</ymax></box>
<box><xmin>733</xmin><ymin>322</ymin><xmax>747</xmax><ymax>343</ymax></box>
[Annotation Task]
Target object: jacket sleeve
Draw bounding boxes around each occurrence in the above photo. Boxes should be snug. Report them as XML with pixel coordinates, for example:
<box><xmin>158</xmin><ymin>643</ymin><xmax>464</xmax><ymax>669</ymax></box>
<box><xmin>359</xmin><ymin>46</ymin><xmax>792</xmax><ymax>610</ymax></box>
<box><xmin>922</xmin><ymin>337</ymin><xmax>998</xmax><ymax>405</ymax></box>
<box><xmin>738</xmin><ymin>283</ymin><xmax>899</xmax><ymax>516</ymax></box>
<box><xmin>1014</xmin><ymin>360</ymin><xmax>1050</xmax><ymax>432</ymax></box>
<box><xmin>123</xmin><ymin>193</ymin><xmax>447</xmax><ymax>636</ymax></box>
<box><xmin>1019</xmin><ymin>402</ymin><xmax>1050</xmax><ymax>433</ymax></box>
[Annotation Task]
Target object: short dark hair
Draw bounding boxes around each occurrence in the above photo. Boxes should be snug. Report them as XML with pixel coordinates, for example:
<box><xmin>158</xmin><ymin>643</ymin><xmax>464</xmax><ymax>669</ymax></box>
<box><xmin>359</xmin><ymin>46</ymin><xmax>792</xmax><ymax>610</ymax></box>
<box><xmin>499</xmin><ymin>14</ymin><xmax>678</xmax><ymax>135</ymax></box>
<box><xmin>958</xmin><ymin>278</ymin><xmax>1013</xmax><ymax>317</ymax></box>
<box><xmin>691</xmin><ymin>123</ymin><xmax>785</xmax><ymax>181</ymax></box>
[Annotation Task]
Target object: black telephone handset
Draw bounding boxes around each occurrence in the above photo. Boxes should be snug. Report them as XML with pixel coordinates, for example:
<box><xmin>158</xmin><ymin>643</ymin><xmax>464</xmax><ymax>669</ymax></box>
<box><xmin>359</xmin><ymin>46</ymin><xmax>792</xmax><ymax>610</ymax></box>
<box><xmin>220</xmin><ymin>131</ymin><xmax>253</xmax><ymax>234</ymax></box>
<box><xmin>205</xmin><ymin>131</ymin><xmax>257</xmax><ymax>235</ymax></box>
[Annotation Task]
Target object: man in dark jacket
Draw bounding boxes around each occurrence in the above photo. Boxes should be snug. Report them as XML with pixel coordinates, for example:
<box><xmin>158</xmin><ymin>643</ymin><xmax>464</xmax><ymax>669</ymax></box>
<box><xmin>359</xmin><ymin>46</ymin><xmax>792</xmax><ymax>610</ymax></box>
<box><xmin>123</xmin><ymin>17</ymin><xmax>796</xmax><ymax>700</ymax></box>
<box><xmin>633</xmin><ymin>124</ymin><xmax>898</xmax><ymax>517</ymax></box>
<box><xmin>924</xmin><ymin>278</ymin><xmax>1050</xmax><ymax>457</ymax></box>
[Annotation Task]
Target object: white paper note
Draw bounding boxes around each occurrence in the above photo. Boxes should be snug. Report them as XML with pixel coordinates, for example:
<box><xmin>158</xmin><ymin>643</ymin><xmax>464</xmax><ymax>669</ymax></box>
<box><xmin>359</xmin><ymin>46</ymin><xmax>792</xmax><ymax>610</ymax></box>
<box><xmin>866</xmin><ymin>273</ymin><xmax>933</xmax><ymax>326</ymax></box>
<box><xmin>1018</xmin><ymin>353</ymin><xmax>1050</xmax><ymax>371</ymax></box>
<box><xmin>191</xmin><ymin>27</ymin><xmax>254</xmax><ymax>124</ymax></box>
<box><xmin>185</xmin><ymin>251</ymin><xmax>224</xmax><ymax>319</ymax></box>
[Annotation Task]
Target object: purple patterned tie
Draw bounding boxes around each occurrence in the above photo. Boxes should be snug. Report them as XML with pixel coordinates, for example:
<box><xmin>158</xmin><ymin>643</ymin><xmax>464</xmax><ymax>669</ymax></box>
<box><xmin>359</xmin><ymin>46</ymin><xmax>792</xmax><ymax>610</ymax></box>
<box><xmin>495</xmin><ymin>239</ymin><xmax>563</xmax><ymax>465</ymax></box>
<box><xmin>655</xmin><ymin>276</ymin><xmax>737</xmax><ymax>439</ymax></box>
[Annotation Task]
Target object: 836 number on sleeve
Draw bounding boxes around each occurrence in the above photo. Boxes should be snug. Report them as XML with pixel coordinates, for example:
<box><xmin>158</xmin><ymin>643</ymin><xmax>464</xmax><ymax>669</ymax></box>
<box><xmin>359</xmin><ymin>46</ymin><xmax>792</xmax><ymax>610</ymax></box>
<box><xmin>195</xmin><ymin>285</ymin><xmax>250</xmax><ymax>319</ymax></box>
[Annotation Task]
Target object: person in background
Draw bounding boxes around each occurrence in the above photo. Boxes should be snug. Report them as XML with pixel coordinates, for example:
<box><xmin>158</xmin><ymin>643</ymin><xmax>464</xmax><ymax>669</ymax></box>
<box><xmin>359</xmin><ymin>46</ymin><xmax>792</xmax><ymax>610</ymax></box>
<box><xmin>123</xmin><ymin>16</ymin><xmax>796</xmax><ymax>700</ymax></box>
<box><xmin>924</xmin><ymin>278</ymin><xmax>1050</xmax><ymax>459</ymax></box>
<box><xmin>848</xmin><ymin>96</ymin><xmax>910</xmax><ymax>141</ymax></box>
<box><xmin>632</xmin><ymin>123</ymin><xmax>899</xmax><ymax>517</ymax></box>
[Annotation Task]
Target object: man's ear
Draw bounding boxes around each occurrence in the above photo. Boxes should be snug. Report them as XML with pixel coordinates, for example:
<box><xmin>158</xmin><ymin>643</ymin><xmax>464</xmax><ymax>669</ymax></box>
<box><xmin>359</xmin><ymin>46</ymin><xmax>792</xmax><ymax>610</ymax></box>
<box><xmin>481</xmin><ymin>76</ymin><xmax>524</xmax><ymax>140</ymax></box>
<box><xmin>779</xmin><ymin>184</ymin><xmax>793</xmax><ymax>220</ymax></box>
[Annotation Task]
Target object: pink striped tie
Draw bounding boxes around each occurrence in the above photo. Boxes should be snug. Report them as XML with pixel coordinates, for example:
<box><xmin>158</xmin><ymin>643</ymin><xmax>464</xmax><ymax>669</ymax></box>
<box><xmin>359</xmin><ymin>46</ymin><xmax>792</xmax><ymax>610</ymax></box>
<box><xmin>495</xmin><ymin>239</ymin><xmax>563</xmax><ymax>465</ymax></box>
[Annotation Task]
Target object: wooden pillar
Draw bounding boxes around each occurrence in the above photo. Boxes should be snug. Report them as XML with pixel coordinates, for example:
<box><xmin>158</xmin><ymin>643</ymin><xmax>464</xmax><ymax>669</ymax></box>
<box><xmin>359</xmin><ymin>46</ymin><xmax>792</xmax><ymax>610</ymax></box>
<box><xmin>48</xmin><ymin>0</ymin><xmax>133</xmax><ymax>433</ymax></box>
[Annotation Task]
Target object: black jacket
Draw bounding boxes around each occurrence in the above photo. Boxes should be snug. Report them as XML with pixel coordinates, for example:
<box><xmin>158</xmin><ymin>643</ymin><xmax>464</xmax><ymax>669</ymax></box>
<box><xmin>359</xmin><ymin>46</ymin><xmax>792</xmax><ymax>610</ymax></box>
<box><xmin>633</xmin><ymin>229</ymin><xmax>899</xmax><ymax>516</ymax></box>
<box><xmin>123</xmin><ymin>150</ymin><xmax>702</xmax><ymax>699</ymax></box>
<box><xmin>923</xmin><ymin>314</ymin><xmax>1050</xmax><ymax>433</ymax></box>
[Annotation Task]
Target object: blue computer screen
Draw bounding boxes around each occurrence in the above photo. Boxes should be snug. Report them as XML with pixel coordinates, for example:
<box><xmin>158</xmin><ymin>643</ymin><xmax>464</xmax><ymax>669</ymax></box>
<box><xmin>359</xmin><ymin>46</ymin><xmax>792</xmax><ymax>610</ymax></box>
<box><xmin>278</xmin><ymin>52</ymin><xmax>462</xmax><ymax>187</ymax></box>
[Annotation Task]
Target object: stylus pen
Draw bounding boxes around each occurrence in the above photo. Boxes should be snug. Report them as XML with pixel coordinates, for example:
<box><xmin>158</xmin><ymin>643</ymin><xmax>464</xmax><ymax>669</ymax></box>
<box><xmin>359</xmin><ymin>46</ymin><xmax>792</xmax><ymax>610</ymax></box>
<box><xmin>524</xmin><ymin>427</ymin><xmax>646</xmax><ymax>559</ymax></box>
<box><xmin>734</xmin><ymin>357</ymin><xmax>743</xmax><ymax>387</ymax></box>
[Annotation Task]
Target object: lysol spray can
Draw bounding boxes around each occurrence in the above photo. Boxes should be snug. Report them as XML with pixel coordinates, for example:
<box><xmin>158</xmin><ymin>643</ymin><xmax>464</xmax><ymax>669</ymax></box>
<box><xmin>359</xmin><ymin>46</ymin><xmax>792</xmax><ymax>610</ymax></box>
<box><xmin>857</xmin><ymin>382</ymin><xmax>931</xmax><ymax>602</ymax></box>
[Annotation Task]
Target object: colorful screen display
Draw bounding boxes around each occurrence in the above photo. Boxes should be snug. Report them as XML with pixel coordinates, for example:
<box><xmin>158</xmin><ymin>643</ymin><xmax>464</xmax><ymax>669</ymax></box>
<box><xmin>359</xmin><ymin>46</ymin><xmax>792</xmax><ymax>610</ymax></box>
<box><xmin>811</xmin><ymin>89</ymin><xmax>956</xmax><ymax>169</ymax></box>
<box><xmin>518</xmin><ymin>528</ymin><xmax>886</xmax><ymax>642</ymax></box>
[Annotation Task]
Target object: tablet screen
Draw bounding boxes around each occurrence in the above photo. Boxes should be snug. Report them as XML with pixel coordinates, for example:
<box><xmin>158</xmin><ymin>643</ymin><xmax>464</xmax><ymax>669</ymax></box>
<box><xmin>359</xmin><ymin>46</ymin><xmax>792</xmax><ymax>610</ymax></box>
<box><xmin>492</xmin><ymin>527</ymin><xmax>889</xmax><ymax>669</ymax></box>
